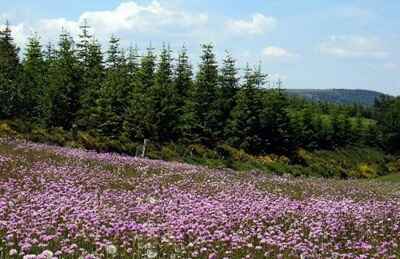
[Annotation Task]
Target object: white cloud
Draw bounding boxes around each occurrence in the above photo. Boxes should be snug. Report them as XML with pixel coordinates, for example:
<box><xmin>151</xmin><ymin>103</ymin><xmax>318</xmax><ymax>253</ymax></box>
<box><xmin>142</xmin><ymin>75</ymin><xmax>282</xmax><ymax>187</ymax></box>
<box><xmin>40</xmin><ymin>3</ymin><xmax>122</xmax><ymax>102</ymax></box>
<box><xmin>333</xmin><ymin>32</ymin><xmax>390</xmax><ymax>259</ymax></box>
<box><xmin>262</xmin><ymin>46</ymin><xmax>297</xmax><ymax>58</ymax></box>
<box><xmin>225</xmin><ymin>13</ymin><xmax>276</xmax><ymax>36</ymax></box>
<box><xmin>78</xmin><ymin>1</ymin><xmax>208</xmax><ymax>35</ymax></box>
<box><xmin>1</xmin><ymin>1</ymin><xmax>209</xmax><ymax>47</ymax></box>
<box><xmin>383</xmin><ymin>62</ymin><xmax>399</xmax><ymax>71</ymax></box>
<box><xmin>319</xmin><ymin>35</ymin><xmax>388</xmax><ymax>59</ymax></box>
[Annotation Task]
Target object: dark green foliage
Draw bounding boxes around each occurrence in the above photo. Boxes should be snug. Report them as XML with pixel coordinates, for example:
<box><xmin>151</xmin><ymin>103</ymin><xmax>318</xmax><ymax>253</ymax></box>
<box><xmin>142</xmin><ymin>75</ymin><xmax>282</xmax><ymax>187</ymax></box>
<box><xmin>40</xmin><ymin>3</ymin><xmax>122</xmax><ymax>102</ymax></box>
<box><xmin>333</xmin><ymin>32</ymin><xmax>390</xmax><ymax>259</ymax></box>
<box><xmin>75</xmin><ymin>23</ymin><xmax>105</xmax><ymax>130</ymax></box>
<box><xmin>180</xmin><ymin>44</ymin><xmax>221</xmax><ymax>145</ymax></box>
<box><xmin>46</xmin><ymin>31</ymin><xmax>82</xmax><ymax>129</ymax></box>
<box><xmin>259</xmin><ymin>88</ymin><xmax>291</xmax><ymax>154</ymax></box>
<box><xmin>0</xmin><ymin>22</ymin><xmax>21</xmax><ymax>118</ymax></box>
<box><xmin>123</xmin><ymin>46</ymin><xmax>157</xmax><ymax>141</ymax></box>
<box><xmin>174</xmin><ymin>47</ymin><xmax>192</xmax><ymax>102</ymax></box>
<box><xmin>295</xmin><ymin>147</ymin><xmax>390</xmax><ymax>178</ymax></box>
<box><xmin>286</xmin><ymin>89</ymin><xmax>386</xmax><ymax>106</ymax></box>
<box><xmin>226</xmin><ymin>65</ymin><xmax>267</xmax><ymax>154</ymax></box>
<box><xmin>218</xmin><ymin>52</ymin><xmax>239</xmax><ymax>127</ymax></box>
<box><xmin>375</xmin><ymin>96</ymin><xmax>400</xmax><ymax>152</ymax></box>
<box><xmin>94</xmin><ymin>36</ymin><xmax>130</xmax><ymax>138</ymax></box>
<box><xmin>150</xmin><ymin>44</ymin><xmax>180</xmax><ymax>142</ymax></box>
<box><xmin>232</xmin><ymin>70</ymin><xmax>292</xmax><ymax>155</ymax></box>
<box><xmin>21</xmin><ymin>35</ymin><xmax>47</xmax><ymax>120</ymax></box>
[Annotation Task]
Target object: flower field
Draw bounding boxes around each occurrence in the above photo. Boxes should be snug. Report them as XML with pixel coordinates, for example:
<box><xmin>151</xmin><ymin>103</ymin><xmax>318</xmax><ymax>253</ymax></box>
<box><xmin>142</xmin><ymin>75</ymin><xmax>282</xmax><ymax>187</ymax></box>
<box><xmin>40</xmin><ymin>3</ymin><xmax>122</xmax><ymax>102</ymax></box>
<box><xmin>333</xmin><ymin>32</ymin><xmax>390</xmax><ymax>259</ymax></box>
<box><xmin>0</xmin><ymin>140</ymin><xmax>400</xmax><ymax>258</ymax></box>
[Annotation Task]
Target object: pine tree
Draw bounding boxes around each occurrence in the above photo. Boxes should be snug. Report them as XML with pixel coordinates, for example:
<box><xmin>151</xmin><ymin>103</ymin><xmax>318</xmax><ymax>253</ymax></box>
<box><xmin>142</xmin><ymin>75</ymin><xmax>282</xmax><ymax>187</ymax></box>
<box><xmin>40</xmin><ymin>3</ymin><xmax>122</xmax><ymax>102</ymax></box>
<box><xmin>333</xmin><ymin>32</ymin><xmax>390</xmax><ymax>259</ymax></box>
<box><xmin>94</xmin><ymin>36</ymin><xmax>130</xmax><ymax>138</ymax></box>
<box><xmin>126</xmin><ymin>45</ymin><xmax>140</xmax><ymax>80</ymax></box>
<box><xmin>46</xmin><ymin>30</ymin><xmax>81</xmax><ymax>129</ymax></box>
<box><xmin>376</xmin><ymin>97</ymin><xmax>400</xmax><ymax>151</ymax></box>
<box><xmin>137</xmin><ymin>45</ymin><xmax>156</xmax><ymax>90</ymax></box>
<box><xmin>123</xmin><ymin>46</ymin><xmax>157</xmax><ymax>141</ymax></box>
<box><xmin>174</xmin><ymin>46</ymin><xmax>192</xmax><ymax>100</ymax></box>
<box><xmin>21</xmin><ymin>35</ymin><xmax>47</xmax><ymax>120</ymax></box>
<box><xmin>180</xmin><ymin>44</ymin><xmax>220</xmax><ymax>145</ymax></box>
<box><xmin>75</xmin><ymin>22</ymin><xmax>105</xmax><ymax>130</ymax></box>
<box><xmin>219</xmin><ymin>52</ymin><xmax>239</xmax><ymax>134</ymax></box>
<box><xmin>76</xmin><ymin>19</ymin><xmax>92</xmax><ymax>67</ymax></box>
<box><xmin>150</xmin><ymin>44</ymin><xmax>180</xmax><ymax>141</ymax></box>
<box><xmin>107</xmin><ymin>35</ymin><xmax>123</xmax><ymax>69</ymax></box>
<box><xmin>0</xmin><ymin>21</ymin><xmax>21</xmax><ymax>118</ymax></box>
<box><xmin>225</xmin><ymin>65</ymin><xmax>265</xmax><ymax>153</ymax></box>
<box><xmin>260</xmin><ymin>88</ymin><xmax>291</xmax><ymax>154</ymax></box>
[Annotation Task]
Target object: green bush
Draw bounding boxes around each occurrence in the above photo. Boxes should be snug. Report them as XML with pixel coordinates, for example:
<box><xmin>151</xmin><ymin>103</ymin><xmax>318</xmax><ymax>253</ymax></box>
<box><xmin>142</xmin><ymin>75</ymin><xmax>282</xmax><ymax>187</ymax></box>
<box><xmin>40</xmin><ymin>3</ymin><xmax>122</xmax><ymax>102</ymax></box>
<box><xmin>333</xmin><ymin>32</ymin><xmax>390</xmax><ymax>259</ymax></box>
<box><xmin>48</xmin><ymin>127</ymin><xmax>71</xmax><ymax>146</ymax></box>
<box><xmin>295</xmin><ymin>147</ymin><xmax>390</xmax><ymax>178</ymax></box>
<box><xmin>187</xmin><ymin>144</ymin><xmax>219</xmax><ymax>159</ymax></box>
<box><xmin>161</xmin><ymin>145</ymin><xmax>181</xmax><ymax>161</ymax></box>
<box><xmin>349</xmin><ymin>163</ymin><xmax>378</xmax><ymax>179</ymax></box>
<box><xmin>216</xmin><ymin>144</ymin><xmax>252</xmax><ymax>162</ymax></box>
<box><xmin>7</xmin><ymin>119</ymin><xmax>33</xmax><ymax>134</ymax></box>
<box><xmin>77</xmin><ymin>132</ymin><xmax>98</xmax><ymax>150</ymax></box>
<box><xmin>0</xmin><ymin>122</ymin><xmax>17</xmax><ymax>137</ymax></box>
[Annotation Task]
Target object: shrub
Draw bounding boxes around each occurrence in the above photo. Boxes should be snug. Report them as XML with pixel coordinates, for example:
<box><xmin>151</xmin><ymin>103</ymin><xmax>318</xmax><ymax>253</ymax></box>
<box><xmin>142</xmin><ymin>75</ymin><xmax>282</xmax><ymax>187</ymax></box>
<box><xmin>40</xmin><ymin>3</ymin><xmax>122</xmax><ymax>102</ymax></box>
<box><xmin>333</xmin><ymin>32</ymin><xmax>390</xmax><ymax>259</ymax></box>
<box><xmin>7</xmin><ymin>119</ymin><xmax>33</xmax><ymax>134</ymax></box>
<box><xmin>216</xmin><ymin>144</ymin><xmax>252</xmax><ymax>162</ymax></box>
<box><xmin>0</xmin><ymin>122</ymin><xmax>17</xmax><ymax>137</ymax></box>
<box><xmin>29</xmin><ymin>127</ymin><xmax>50</xmax><ymax>143</ymax></box>
<box><xmin>349</xmin><ymin>163</ymin><xmax>378</xmax><ymax>179</ymax></box>
<box><xmin>161</xmin><ymin>145</ymin><xmax>181</xmax><ymax>161</ymax></box>
<box><xmin>48</xmin><ymin>127</ymin><xmax>71</xmax><ymax>146</ymax></box>
<box><xmin>77</xmin><ymin>132</ymin><xmax>98</xmax><ymax>150</ymax></box>
<box><xmin>187</xmin><ymin>144</ymin><xmax>219</xmax><ymax>159</ymax></box>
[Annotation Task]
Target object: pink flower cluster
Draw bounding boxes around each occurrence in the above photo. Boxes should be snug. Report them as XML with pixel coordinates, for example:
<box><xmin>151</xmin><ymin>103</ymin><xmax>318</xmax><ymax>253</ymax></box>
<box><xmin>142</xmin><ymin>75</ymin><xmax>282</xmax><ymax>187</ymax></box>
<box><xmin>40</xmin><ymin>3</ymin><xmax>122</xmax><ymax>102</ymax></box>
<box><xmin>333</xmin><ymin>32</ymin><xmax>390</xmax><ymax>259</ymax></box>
<box><xmin>0</xmin><ymin>141</ymin><xmax>399</xmax><ymax>258</ymax></box>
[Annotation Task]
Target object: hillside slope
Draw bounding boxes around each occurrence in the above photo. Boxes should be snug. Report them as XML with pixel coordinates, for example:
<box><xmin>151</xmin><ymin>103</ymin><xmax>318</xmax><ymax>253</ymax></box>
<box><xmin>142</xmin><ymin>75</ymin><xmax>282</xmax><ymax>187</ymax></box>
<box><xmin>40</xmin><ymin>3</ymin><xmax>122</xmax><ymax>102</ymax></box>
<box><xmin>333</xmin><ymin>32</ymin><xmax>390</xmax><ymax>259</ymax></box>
<box><xmin>285</xmin><ymin>89</ymin><xmax>386</xmax><ymax>106</ymax></box>
<box><xmin>1</xmin><ymin>139</ymin><xmax>400</xmax><ymax>258</ymax></box>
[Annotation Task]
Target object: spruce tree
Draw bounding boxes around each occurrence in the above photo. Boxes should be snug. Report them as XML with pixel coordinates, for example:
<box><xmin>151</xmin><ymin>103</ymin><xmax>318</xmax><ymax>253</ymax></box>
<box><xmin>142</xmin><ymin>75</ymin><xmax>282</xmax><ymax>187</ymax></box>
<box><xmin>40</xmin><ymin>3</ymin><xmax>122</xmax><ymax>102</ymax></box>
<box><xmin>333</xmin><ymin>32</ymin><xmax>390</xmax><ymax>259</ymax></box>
<box><xmin>174</xmin><ymin>46</ymin><xmax>192</xmax><ymax>104</ymax></box>
<box><xmin>123</xmin><ymin>46</ymin><xmax>157</xmax><ymax>141</ymax></box>
<box><xmin>219</xmin><ymin>52</ymin><xmax>239</xmax><ymax>134</ymax></box>
<box><xmin>126</xmin><ymin>45</ymin><xmax>140</xmax><ymax>80</ymax></box>
<box><xmin>260</xmin><ymin>87</ymin><xmax>291</xmax><ymax>154</ymax></box>
<box><xmin>46</xmin><ymin>30</ymin><xmax>81</xmax><ymax>129</ymax></box>
<box><xmin>225</xmin><ymin>65</ymin><xmax>265</xmax><ymax>153</ymax></box>
<box><xmin>94</xmin><ymin>36</ymin><xmax>130</xmax><ymax>138</ymax></box>
<box><xmin>75</xmin><ymin>22</ymin><xmax>105</xmax><ymax>130</ymax></box>
<box><xmin>180</xmin><ymin>44</ymin><xmax>220</xmax><ymax>145</ymax></box>
<box><xmin>150</xmin><ymin>44</ymin><xmax>179</xmax><ymax>141</ymax></box>
<box><xmin>22</xmin><ymin>35</ymin><xmax>47</xmax><ymax>120</ymax></box>
<box><xmin>0</xmin><ymin>21</ymin><xmax>21</xmax><ymax>118</ymax></box>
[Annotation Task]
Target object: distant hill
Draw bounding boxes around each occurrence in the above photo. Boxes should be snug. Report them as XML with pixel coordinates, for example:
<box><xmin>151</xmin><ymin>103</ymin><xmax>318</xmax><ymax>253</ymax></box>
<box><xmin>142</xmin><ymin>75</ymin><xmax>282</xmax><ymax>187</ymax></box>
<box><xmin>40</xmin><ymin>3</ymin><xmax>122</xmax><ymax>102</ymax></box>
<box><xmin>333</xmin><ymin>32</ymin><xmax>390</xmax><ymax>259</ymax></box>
<box><xmin>284</xmin><ymin>89</ymin><xmax>387</xmax><ymax>106</ymax></box>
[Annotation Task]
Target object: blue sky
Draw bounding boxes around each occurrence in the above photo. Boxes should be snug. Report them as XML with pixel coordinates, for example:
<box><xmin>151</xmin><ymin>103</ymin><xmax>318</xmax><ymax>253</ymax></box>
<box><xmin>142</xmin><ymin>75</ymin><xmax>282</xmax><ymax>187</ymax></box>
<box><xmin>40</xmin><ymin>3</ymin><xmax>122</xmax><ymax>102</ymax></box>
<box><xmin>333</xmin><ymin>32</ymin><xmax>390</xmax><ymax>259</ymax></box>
<box><xmin>1</xmin><ymin>0</ymin><xmax>399</xmax><ymax>95</ymax></box>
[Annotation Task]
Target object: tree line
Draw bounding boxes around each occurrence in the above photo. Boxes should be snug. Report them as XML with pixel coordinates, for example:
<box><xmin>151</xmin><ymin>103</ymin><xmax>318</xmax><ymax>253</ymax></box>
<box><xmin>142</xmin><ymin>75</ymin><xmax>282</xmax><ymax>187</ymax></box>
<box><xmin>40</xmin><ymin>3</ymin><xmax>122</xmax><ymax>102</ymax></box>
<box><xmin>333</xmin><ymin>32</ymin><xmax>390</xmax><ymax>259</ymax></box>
<box><xmin>1</xmin><ymin>22</ymin><xmax>399</xmax><ymax>156</ymax></box>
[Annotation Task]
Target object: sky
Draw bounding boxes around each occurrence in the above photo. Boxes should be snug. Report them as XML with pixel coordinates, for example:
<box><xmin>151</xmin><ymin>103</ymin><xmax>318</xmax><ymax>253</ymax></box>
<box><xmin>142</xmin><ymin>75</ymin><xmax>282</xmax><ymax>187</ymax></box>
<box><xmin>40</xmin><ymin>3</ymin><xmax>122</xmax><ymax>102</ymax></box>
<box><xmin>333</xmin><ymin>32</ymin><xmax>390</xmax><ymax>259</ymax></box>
<box><xmin>1</xmin><ymin>0</ymin><xmax>399</xmax><ymax>95</ymax></box>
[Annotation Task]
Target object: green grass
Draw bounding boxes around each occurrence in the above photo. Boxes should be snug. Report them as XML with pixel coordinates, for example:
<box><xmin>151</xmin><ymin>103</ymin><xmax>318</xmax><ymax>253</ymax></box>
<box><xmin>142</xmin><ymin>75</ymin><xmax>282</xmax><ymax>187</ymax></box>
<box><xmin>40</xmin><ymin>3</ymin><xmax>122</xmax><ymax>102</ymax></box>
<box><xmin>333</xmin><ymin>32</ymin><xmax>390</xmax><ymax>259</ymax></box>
<box><xmin>377</xmin><ymin>173</ymin><xmax>400</xmax><ymax>182</ymax></box>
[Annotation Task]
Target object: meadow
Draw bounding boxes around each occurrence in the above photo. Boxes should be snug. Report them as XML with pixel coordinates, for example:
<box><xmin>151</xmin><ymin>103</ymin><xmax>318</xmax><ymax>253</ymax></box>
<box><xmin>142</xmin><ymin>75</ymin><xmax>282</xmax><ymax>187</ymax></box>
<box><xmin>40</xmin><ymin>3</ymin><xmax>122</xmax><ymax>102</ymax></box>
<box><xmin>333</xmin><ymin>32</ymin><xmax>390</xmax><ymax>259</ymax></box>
<box><xmin>0</xmin><ymin>139</ymin><xmax>400</xmax><ymax>259</ymax></box>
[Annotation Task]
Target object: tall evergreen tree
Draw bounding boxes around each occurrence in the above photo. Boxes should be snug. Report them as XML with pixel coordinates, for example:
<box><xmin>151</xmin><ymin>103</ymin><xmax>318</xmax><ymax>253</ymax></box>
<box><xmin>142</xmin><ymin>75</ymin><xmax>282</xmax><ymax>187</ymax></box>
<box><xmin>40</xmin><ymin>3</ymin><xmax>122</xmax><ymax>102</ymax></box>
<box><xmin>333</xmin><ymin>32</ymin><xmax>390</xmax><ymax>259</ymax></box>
<box><xmin>0</xmin><ymin>21</ymin><xmax>21</xmax><ymax>118</ymax></box>
<box><xmin>123</xmin><ymin>46</ymin><xmax>157</xmax><ymax>141</ymax></box>
<box><xmin>150</xmin><ymin>44</ymin><xmax>180</xmax><ymax>141</ymax></box>
<box><xmin>219</xmin><ymin>52</ymin><xmax>239</xmax><ymax>133</ymax></box>
<box><xmin>21</xmin><ymin>35</ymin><xmax>47</xmax><ymax>120</ymax></box>
<box><xmin>76</xmin><ymin>20</ymin><xmax>92</xmax><ymax>67</ymax></box>
<box><xmin>260</xmin><ymin>87</ymin><xmax>291</xmax><ymax>154</ymax></box>
<box><xmin>46</xmin><ymin>30</ymin><xmax>81</xmax><ymax>129</ymax></box>
<box><xmin>126</xmin><ymin>45</ymin><xmax>140</xmax><ymax>80</ymax></box>
<box><xmin>137</xmin><ymin>45</ymin><xmax>156</xmax><ymax>90</ymax></box>
<box><xmin>75</xmin><ymin>22</ymin><xmax>105</xmax><ymax>130</ymax></box>
<box><xmin>94</xmin><ymin>36</ymin><xmax>130</xmax><ymax>137</ymax></box>
<box><xmin>225</xmin><ymin>65</ymin><xmax>265</xmax><ymax>153</ymax></box>
<box><xmin>376</xmin><ymin>97</ymin><xmax>400</xmax><ymax>152</ymax></box>
<box><xmin>174</xmin><ymin>46</ymin><xmax>192</xmax><ymax>104</ymax></box>
<box><xmin>180</xmin><ymin>44</ymin><xmax>220</xmax><ymax>145</ymax></box>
